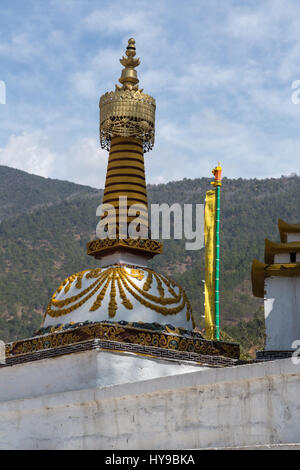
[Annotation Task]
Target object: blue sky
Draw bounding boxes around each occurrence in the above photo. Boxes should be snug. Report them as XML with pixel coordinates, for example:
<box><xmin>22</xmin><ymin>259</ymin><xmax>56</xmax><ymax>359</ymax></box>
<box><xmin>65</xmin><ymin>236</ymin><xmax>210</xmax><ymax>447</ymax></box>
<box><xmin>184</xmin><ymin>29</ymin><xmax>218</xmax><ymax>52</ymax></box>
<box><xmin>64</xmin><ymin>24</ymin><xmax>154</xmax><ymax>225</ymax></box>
<box><xmin>0</xmin><ymin>0</ymin><xmax>300</xmax><ymax>187</ymax></box>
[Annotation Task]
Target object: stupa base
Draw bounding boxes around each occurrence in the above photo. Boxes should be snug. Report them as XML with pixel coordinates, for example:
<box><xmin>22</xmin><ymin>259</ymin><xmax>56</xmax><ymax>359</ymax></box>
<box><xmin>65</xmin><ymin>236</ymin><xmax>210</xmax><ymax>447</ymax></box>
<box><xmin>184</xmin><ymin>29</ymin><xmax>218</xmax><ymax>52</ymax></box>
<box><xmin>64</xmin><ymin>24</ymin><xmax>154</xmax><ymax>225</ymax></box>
<box><xmin>256</xmin><ymin>350</ymin><xmax>295</xmax><ymax>360</ymax></box>
<box><xmin>5</xmin><ymin>320</ymin><xmax>240</xmax><ymax>362</ymax></box>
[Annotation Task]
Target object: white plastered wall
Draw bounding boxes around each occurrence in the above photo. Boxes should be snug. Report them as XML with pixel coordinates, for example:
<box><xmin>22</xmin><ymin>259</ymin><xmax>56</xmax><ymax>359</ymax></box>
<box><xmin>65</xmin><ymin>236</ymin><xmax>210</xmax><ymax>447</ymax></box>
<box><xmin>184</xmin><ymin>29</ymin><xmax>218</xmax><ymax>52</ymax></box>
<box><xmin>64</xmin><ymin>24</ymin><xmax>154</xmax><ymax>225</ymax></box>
<box><xmin>264</xmin><ymin>277</ymin><xmax>300</xmax><ymax>350</ymax></box>
<box><xmin>0</xmin><ymin>356</ymin><xmax>299</xmax><ymax>450</ymax></box>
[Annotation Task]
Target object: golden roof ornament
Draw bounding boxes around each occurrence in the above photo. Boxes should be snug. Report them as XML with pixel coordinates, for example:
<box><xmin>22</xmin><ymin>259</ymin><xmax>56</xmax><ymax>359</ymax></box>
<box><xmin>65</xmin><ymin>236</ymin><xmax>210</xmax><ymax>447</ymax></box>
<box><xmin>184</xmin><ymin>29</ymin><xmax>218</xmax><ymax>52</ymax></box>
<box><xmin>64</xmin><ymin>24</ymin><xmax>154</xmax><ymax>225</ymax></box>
<box><xmin>99</xmin><ymin>38</ymin><xmax>156</xmax><ymax>152</ymax></box>
<box><xmin>116</xmin><ymin>38</ymin><xmax>140</xmax><ymax>91</ymax></box>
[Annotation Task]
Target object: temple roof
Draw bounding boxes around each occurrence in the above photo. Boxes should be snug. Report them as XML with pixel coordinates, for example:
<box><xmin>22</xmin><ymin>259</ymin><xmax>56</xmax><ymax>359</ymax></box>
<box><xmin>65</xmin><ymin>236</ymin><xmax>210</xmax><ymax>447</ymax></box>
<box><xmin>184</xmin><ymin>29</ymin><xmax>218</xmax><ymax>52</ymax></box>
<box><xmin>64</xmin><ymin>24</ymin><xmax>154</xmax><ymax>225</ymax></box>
<box><xmin>264</xmin><ymin>239</ymin><xmax>300</xmax><ymax>264</ymax></box>
<box><xmin>278</xmin><ymin>218</ymin><xmax>300</xmax><ymax>242</ymax></box>
<box><xmin>252</xmin><ymin>259</ymin><xmax>300</xmax><ymax>298</ymax></box>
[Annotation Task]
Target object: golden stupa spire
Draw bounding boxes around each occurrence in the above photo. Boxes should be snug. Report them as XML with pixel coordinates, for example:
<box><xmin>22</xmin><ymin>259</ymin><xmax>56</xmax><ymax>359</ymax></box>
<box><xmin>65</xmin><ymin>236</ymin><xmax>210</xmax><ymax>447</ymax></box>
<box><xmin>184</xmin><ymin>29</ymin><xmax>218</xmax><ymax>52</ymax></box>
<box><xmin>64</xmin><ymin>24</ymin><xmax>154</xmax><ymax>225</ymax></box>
<box><xmin>87</xmin><ymin>38</ymin><xmax>162</xmax><ymax>261</ymax></box>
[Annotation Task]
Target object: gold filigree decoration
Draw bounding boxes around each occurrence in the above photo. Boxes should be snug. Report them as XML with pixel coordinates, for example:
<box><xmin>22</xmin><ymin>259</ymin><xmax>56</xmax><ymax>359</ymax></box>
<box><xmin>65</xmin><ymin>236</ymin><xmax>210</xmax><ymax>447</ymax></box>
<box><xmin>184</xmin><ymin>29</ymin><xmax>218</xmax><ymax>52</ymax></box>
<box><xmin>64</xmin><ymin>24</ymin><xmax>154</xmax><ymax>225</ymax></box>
<box><xmin>117</xmin><ymin>275</ymin><xmax>133</xmax><ymax>310</ymax></box>
<box><xmin>120</xmin><ymin>269</ymin><xmax>180</xmax><ymax>306</ymax></box>
<box><xmin>143</xmin><ymin>271</ymin><xmax>153</xmax><ymax>291</ymax></box>
<box><xmin>108</xmin><ymin>270</ymin><xmax>117</xmax><ymax>317</ymax></box>
<box><xmin>129</xmin><ymin>269</ymin><xmax>144</xmax><ymax>280</ymax></box>
<box><xmin>6</xmin><ymin>321</ymin><xmax>240</xmax><ymax>360</ymax></box>
<box><xmin>118</xmin><ymin>272</ymin><xmax>187</xmax><ymax>316</ymax></box>
<box><xmin>45</xmin><ymin>266</ymin><xmax>192</xmax><ymax>323</ymax></box>
<box><xmin>153</xmin><ymin>272</ymin><xmax>165</xmax><ymax>298</ymax></box>
<box><xmin>86</xmin><ymin>268</ymin><xmax>102</xmax><ymax>279</ymax></box>
<box><xmin>89</xmin><ymin>272</ymin><xmax>112</xmax><ymax>312</ymax></box>
<box><xmin>87</xmin><ymin>237</ymin><xmax>163</xmax><ymax>259</ymax></box>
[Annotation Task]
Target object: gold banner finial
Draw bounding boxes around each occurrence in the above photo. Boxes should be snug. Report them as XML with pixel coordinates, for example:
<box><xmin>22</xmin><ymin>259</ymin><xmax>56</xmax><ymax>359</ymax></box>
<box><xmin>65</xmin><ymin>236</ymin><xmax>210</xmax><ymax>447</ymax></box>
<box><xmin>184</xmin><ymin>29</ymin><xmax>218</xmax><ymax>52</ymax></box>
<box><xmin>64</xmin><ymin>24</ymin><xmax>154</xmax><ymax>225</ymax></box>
<box><xmin>211</xmin><ymin>164</ymin><xmax>222</xmax><ymax>187</ymax></box>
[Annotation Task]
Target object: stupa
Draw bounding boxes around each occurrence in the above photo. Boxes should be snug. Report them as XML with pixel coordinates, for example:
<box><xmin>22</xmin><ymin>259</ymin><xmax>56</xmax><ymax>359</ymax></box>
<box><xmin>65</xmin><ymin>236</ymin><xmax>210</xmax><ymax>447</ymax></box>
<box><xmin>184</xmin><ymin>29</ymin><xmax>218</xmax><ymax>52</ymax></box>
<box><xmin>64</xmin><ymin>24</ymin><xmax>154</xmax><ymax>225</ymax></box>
<box><xmin>4</xmin><ymin>38</ymin><xmax>238</xmax><ymax>367</ymax></box>
<box><xmin>252</xmin><ymin>218</ymin><xmax>300</xmax><ymax>358</ymax></box>
<box><xmin>1</xmin><ymin>39</ymin><xmax>300</xmax><ymax>452</ymax></box>
<box><xmin>42</xmin><ymin>38</ymin><xmax>193</xmax><ymax>332</ymax></box>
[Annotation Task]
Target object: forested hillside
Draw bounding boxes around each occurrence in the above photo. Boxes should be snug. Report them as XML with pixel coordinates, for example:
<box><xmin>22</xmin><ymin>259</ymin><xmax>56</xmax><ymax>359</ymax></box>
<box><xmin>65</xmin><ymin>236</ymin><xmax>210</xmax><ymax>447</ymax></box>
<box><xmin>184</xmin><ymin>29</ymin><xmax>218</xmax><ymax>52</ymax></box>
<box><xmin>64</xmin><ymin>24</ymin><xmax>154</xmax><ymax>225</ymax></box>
<box><xmin>0</xmin><ymin>165</ymin><xmax>299</xmax><ymax>357</ymax></box>
<box><xmin>0</xmin><ymin>165</ymin><xmax>98</xmax><ymax>221</ymax></box>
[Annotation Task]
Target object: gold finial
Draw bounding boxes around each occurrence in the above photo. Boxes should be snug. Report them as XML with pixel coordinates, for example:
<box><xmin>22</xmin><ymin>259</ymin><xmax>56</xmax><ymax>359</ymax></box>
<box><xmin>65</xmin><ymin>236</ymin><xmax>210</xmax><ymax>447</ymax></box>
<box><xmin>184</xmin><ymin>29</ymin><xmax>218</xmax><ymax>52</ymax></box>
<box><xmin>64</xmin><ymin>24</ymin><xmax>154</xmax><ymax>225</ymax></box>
<box><xmin>211</xmin><ymin>163</ymin><xmax>222</xmax><ymax>186</ymax></box>
<box><xmin>116</xmin><ymin>38</ymin><xmax>141</xmax><ymax>91</ymax></box>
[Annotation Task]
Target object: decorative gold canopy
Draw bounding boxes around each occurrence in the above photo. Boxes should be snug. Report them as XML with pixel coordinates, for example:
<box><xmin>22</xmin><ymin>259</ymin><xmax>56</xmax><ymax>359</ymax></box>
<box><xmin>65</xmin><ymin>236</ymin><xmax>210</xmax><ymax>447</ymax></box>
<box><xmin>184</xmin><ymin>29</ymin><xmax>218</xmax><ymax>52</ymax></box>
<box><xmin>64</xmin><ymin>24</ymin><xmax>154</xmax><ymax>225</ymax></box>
<box><xmin>99</xmin><ymin>38</ymin><xmax>156</xmax><ymax>152</ymax></box>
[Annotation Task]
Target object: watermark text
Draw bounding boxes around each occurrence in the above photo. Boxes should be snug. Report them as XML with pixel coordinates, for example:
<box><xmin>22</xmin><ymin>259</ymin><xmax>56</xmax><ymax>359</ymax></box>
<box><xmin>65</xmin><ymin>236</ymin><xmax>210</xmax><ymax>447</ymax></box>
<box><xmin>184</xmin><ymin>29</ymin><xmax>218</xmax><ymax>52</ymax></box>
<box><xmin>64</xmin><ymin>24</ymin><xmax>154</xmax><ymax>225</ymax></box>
<box><xmin>96</xmin><ymin>197</ymin><xmax>204</xmax><ymax>251</ymax></box>
<box><xmin>291</xmin><ymin>340</ymin><xmax>300</xmax><ymax>365</ymax></box>
<box><xmin>0</xmin><ymin>340</ymin><xmax>5</xmax><ymax>365</ymax></box>
<box><xmin>0</xmin><ymin>80</ymin><xmax>6</xmax><ymax>104</ymax></box>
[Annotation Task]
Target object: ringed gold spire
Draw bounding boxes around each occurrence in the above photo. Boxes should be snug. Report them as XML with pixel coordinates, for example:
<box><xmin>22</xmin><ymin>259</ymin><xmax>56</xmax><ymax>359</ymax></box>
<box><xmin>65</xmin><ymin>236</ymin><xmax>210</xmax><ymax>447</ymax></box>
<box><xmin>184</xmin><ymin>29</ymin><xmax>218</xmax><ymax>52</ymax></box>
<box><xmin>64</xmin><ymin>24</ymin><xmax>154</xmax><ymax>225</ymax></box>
<box><xmin>87</xmin><ymin>38</ymin><xmax>162</xmax><ymax>261</ymax></box>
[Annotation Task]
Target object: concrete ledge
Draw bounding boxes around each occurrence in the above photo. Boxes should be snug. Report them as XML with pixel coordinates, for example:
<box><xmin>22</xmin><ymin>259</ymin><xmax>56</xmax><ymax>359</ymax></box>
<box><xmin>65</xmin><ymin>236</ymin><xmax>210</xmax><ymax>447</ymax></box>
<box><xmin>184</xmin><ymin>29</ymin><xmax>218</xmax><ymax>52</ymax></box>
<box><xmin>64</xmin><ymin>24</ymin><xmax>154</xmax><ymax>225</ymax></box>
<box><xmin>0</xmin><ymin>357</ymin><xmax>299</xmax><ymax>449</ymax></box>
<box><xmin>201</xmin><ymin>443</ymin><xmax>300</xmax><ymax>450</ymax></box>
<box><xmin>0</xmin><ymin>348</ymin><xmax>207</xmax><ymax>402</ymax></box>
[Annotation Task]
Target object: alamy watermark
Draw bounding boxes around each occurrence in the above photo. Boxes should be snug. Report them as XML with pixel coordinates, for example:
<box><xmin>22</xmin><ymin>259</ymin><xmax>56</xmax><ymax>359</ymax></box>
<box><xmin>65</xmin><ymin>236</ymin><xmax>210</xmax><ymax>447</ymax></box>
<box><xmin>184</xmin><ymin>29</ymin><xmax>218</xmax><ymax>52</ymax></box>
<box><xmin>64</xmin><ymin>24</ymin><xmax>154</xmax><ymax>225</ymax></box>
<box><xmin>0</xmin><ymin>80</ymin><xmax>6</xmax><ymax>104</ymax></box>
<box><xmin>291</xmin><ymin>340</ymin><xmax>300</xmax><ymax>365</ymax></box>
<box><xmin>96</xmin><ymin>197</ymin><xmax>204</xmax><ymax>251</ymax></box>
<box><xmin>0</xmin><ymin>340</ymin><xmax>5</xmax><ymax>365</ymax></box>
<box><xmin>291</xmin><ymin>80</ymin><xmax>300</xmax><ymax>104</ymax></box>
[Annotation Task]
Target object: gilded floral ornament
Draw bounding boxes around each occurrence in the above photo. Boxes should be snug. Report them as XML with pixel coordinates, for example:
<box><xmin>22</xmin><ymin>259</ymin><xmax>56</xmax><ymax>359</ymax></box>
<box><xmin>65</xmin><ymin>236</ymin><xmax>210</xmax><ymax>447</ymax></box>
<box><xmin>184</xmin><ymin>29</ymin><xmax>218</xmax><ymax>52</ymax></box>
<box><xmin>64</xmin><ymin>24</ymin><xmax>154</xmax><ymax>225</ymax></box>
<box><xmin>5</xmin><ymin>320</ymin><xmax>240</xmax><ymax>362</ymax></box>
<box><xmin>87</xmin><ymin>237</ymin><xmax>163</xmax><ymax>259</ymax></box>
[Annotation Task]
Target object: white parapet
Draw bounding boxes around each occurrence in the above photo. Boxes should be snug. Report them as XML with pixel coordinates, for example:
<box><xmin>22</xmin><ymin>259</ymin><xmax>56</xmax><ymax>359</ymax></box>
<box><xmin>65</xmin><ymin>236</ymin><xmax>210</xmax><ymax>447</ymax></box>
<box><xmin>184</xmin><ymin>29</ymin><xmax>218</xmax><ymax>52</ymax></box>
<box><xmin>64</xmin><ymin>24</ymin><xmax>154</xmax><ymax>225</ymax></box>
<box><xmin>0</xmin><ymin>352</ymin><xmax>299</xmax><ymax>449</ymax></box>
<box><xmin>287</xmin><ymin>233</ymin><xmax>300</xmax><ymax>243</ymax></box>
<box><xmin>264</xmin><ymin>277</ymin><xmax>300</xmax><ymax>350</ymax></box>
<box><xmin>0</xmin><ymin>349</ymin><xmax>205</xmax><ymax>402</ymax></box>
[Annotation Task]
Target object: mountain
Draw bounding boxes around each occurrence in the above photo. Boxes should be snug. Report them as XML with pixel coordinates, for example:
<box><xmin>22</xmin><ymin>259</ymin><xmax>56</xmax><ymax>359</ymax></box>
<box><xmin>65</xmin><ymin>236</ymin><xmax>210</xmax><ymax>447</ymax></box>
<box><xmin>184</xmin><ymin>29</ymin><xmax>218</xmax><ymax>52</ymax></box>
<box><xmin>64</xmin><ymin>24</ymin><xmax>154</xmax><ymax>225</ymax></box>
<box><xmin>0</xmin><ymin>165</ymin><xmax>99</xmax><ymax>221</ymax></box>
<box><xmin>0</xmin><ymin>165</ymin><xmax>299</xmax><ymax>357</ymax></box>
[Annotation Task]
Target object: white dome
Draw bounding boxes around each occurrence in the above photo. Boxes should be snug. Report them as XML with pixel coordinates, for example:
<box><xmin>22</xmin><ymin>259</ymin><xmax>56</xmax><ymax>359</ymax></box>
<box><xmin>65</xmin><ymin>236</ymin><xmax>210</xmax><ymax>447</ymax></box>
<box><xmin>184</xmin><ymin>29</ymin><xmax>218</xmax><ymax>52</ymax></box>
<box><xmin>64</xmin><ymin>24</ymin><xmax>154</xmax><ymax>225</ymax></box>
<box><xmin>44</xmin><ymin>264</ymin><xmax>194</xmax><ymax>330</ymax></box>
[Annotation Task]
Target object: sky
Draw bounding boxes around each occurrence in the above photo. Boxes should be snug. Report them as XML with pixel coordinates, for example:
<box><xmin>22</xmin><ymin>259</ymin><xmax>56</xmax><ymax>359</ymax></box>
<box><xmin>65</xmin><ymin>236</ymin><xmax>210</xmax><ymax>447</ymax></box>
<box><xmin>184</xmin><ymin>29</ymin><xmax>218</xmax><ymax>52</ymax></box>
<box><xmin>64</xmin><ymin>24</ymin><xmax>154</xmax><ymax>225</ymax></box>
<box><xmin>0</xmin><ymin>0</ymin><xmax>300</xmax><ymax>188</ymax></box>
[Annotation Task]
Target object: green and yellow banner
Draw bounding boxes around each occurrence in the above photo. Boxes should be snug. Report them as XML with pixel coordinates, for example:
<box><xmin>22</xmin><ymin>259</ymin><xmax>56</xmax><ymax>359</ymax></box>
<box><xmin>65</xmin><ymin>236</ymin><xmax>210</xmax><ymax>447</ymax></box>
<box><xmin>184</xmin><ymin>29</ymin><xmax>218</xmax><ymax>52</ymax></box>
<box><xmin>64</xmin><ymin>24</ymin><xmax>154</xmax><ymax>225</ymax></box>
<box><xmin>204</xmin><ymin>189</ymin><xmax>216</xmax><ymax>340</ymax></box>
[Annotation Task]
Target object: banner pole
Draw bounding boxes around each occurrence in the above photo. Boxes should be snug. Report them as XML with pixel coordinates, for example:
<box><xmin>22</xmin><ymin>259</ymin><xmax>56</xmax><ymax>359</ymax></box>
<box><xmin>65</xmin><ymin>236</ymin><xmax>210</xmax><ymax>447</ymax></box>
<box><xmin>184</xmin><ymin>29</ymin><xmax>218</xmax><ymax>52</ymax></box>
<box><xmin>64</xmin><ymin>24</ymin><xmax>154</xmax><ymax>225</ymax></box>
<box><xmin>211</xmin><ymin>164</ymin><xmax>222</xmax><ymax>340</ymax></box>
<box><xmin>215</xmin><ymin>184</ymin><xmax>221</xmax><ymax>340</ymax></box>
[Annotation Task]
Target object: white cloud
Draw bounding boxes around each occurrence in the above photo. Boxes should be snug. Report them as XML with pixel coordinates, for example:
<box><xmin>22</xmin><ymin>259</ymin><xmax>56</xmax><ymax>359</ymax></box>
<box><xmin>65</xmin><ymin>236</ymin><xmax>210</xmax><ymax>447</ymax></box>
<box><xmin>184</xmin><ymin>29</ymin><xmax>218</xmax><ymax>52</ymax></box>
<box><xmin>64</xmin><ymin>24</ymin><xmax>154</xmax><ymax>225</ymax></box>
<box><xmin>55</xmin><ymin>137</ymin><xmax>108</xmax><ymax>188</ymax></box>
<box><xmin>147</xmin><ymin>109</ymin><xmax>300</xmax><ymax>183</ymax></box>
<box><xmin>0</xmin><ymin>33</ymin><xmax>41</xmax><ymax>61</ymax></box>
<box><xmin>0</xmin><ymin>132</ymin><xmax>55</xmax><ymax>177</ymax></box>
<box><xmin>0</xmin><ymin>132</ymin><xmax>107</xmax><ymax>188</ymax></box>
<box><xmin>83</xmin><ymin>3</ymin><xmax>165</xmax><ymax>43</ymax></box>
<box><xmin>69</xmin><ymin>46</ymin><xmax>121</xmax><ymax>99</ymax></box>
<box><xmin>71</xmin><ymin>71</ymin><xmax>100</xmax><ymax>99</ymax></box>
<box><xmin>84</xmin><ymin>9</ymin><xmax>149</xmax><ymax>34</ymax></box>
<box><xmin>2</xmin><ymin>0</ymin><xmax>300</xmax><ymax>186</ymax></box>
<box><xmin>226</xmin><ymin>10</ymin><xmax>270</xmax><ymax>41</ymax></box>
